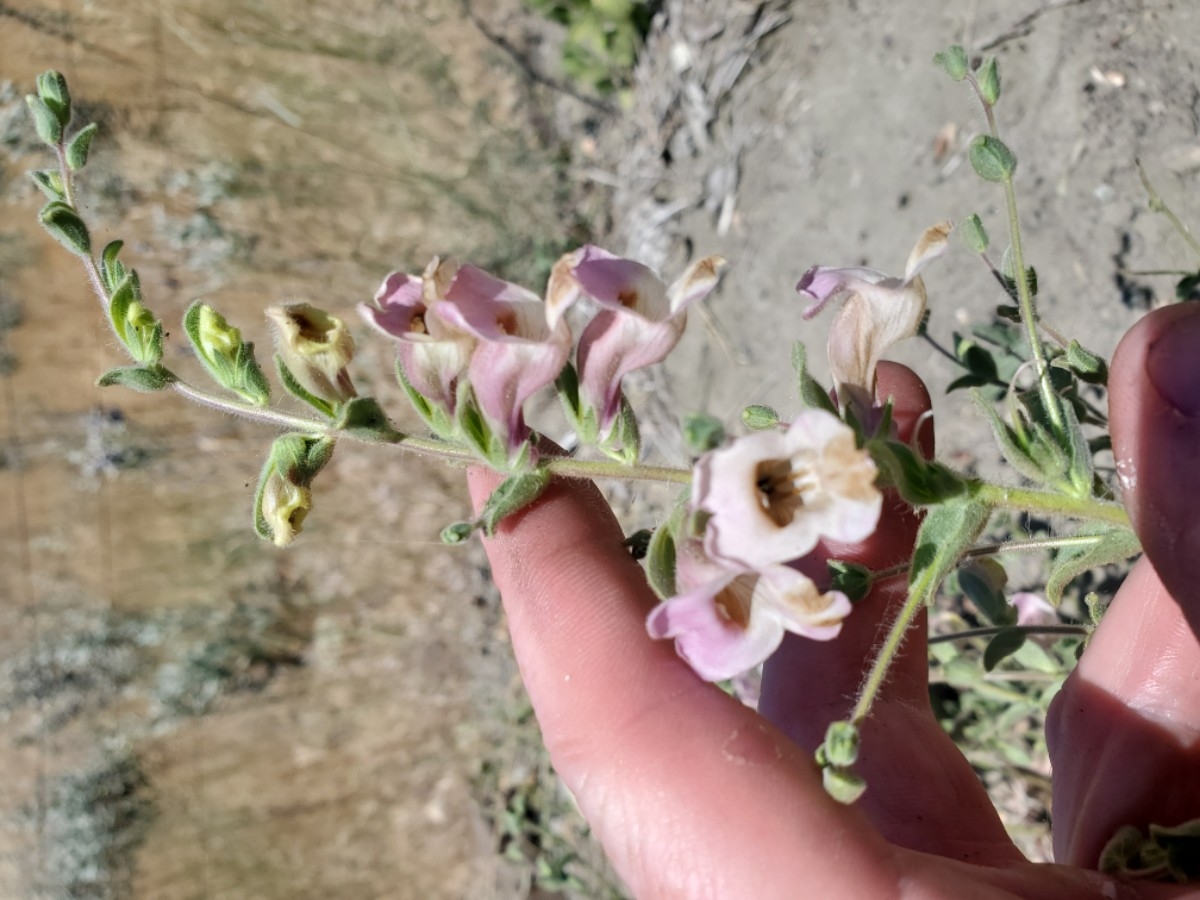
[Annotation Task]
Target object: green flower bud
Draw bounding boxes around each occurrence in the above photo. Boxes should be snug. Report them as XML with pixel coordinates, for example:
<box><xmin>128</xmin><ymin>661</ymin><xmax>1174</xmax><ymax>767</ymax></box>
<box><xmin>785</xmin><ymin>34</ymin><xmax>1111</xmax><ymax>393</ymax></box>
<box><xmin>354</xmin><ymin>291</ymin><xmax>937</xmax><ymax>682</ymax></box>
<box><xmin>969</xmin><ymin>135</ymin><xmax>1017</xmax><ymax>183</ymax></box>
<box><xmin>1065</xmin><ymin>340</ymin><xmax>1109</xmax><ymax>385</ymax></box>
<box><xmin>440</xmin><ymin>522</ymin><xmax>477</xmax><ymax>545</ymax></box>
<box><xmin>254</xmin><ymin>434</ymin><xmax>335</xmax><ymax>547</ymax></box>
<box><xmin>959</xmin><ymin>213</ymin><xmax>989</xmax><ymax>253</ymax></box>
<box><xmin>933</xmin><ymin>45</ymin><xmax>969</xmax><ymax>81</ymax></box>
<box><xmin>184</xmin><ymin>302</ymin><xmax>270</xmax><ymax>406</ymax></box>
<box><xmin>682</xmin><ymin>412</ymin><xmax>725</xmax><ymax>456</ymax></box>
<box><xmin>822</xmin><ymin>766</ymin><xmax>867</xmax><ymax>805</ymax></box>
<box><xmin>822</xmin><ymin>720</ymin><xmax>861</xmax><ymax>767</ymax></box>
<box><xmin>266</xmin><ymin>303</ymin><xmax>357</xmax><ymax>406</ymax></box>
<box><xmin>827</xmin><ymin>560</ymin><xmax>872</xmax><ymax>602</ymax></box>
<box><xmin>741</xmin><ymin>404</ymin><xmax>780</xmax><ymax>430</ymax></box>
<box><xmin>35</xmin><ymin>70</ymin><xmax>71</xmax><ymax>126</ymax></box>
<box><xmin>977</xmin><ymin>56</ymin><xmax>1001</xmax><ymax>105</ymax></box>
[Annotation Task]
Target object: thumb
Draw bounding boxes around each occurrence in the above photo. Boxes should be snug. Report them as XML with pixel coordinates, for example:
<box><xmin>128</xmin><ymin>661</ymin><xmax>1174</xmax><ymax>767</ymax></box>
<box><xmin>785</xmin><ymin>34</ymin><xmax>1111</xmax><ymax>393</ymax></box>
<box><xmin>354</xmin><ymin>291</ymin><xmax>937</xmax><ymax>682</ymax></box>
<box><xmin>1109</xmin><ymin>301</ymin><xmax>1200</xmax><ymax>634</ymax></box>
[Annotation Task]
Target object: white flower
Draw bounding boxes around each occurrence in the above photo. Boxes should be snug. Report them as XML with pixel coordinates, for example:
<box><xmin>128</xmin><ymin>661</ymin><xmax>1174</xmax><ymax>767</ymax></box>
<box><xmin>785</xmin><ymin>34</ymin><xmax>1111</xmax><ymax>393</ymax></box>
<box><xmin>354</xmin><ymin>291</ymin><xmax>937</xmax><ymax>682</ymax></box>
<box><xmin>797</xmin><ymin>222</ymin><xmax>952</xmax><ymax>415</ymax></box>
<box><xmin>693</xmin><ymin>408</ymin><xmax>882</xmax><ymax>570</ymax></box>
<box><xmin>646</xmin><ymin>538</ymin><xmax>851</xmax><ymax>681</ymax></box>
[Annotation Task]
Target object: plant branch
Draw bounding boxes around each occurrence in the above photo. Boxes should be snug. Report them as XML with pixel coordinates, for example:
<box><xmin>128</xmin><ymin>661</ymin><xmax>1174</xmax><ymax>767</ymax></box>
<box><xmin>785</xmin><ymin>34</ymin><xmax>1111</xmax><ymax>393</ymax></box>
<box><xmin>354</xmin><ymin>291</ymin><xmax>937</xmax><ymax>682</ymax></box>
<box><xmin>928</xmin><ymin>623</ymin><xmax>1089</xmax><ymax>645</ymax></box>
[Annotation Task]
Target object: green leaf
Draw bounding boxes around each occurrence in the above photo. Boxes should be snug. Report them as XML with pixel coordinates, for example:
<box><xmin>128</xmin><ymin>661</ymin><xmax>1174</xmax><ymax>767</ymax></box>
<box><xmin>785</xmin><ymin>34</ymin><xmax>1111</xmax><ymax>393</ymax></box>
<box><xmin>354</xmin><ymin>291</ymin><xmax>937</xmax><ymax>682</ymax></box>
<box><xmin>35</xmin><ymin>70</ymin><xmax>71</xmax><ymax>125</ymax></box>
<box><xmin>1046</xmin><ymin>526</ymin><xmax>1142</xmax><ymax>606</ymax></box>
<box><xmin>682</xmin><ymin>412</ymin><xmax>725</xmax><ymax>456</ymax></box>
<box><xmin>25</xmin><ymin>94</ymin><xmax>63</xmax><ymax>145</ymax></box>
<box><xmin>38</xmin><ymin>200</ymin><xmax>90</xmax><ymax>255</ymax></box>
<box><xmin>868</xmin><ymin>439</ymin><xmax>968</xmax><ymax>506</ymax></box>
<box><xmin>334</xmin><ymin>397</ymin><xmax>402</xmax><ymax>443</ymax></box>
<box><xmin>65</xmin><ymin>122</ymin><xmax>99</xmax><ymax>170</ymax></box>
<box><xmin>977</xmin><ymin>56</ymin><xmax>1001</xmax><ymax>104</ymax></box>
<box><xmin>1175</xmin><ymin>271</ymin><xmax>1200</xmax><ymax>302</ymax></box>
<box><xmin>983</xmin><ymin>628</ymin><xmax>1026</xmax><ymax>671</ymax></box>
<box><xmin>477</xmin><ymin>467</ymin><xmax>553</xmax><ymax>536</ymax></box>
<box><xmin>645</xmin><ymin>504</ymin><xmax>683</xmax><ymax>599</ymax></box>
<box><xmin>933</xmin><ymin>45</ymin><xmax>968</xmax><ymax>81</ymax></box>
<box><xmin>100</xmin><ymin>240</ymin><xmax>126</xmax><ymax>292</ymax></box>
<box><xmin>277</xmin><ymin>353</ymin><xmax>336</xmax><ymax>417</ymax></box>
<box><xmin>742</xmin><ymin>404</ymin><xmax>780</xmax><ymax>430</ymax></box>
<box><xmin>959</xmin><ymin>213</ymin><xmax>989</xmax><ymax>253</ymax></box>
<box><xmin>1064</xmin><ymin>339</ymin><xmax>1109</xmax><ymax>385</ymax></box>
<box><xmin>958</xmin><ymin>558</ymin><xmax>1015</xmax><ymax>626</ymax></box>
<box><xmin>969</xmin><ymin>135</ymin><xmax>1017</xmax><ymax>183</ymax></box>
<box><xmin>96</xmin><ymin>365</ymin><xmax>175</xmax><ymax>392</ymax></box>
<box><xmin>791</xmin><ymin>341</ymin><xmax>838</xmax><ymax>414</ymax></box>
<box><xmin>971</xmin><ymin>389</ymin><xmax>1057</xmax><ymax>486</ymax></box>
<box><xmin>908</xmin><ymin>499</ymin><xmax>990</xmax><ymax>601</ymax></box>
<box><xmin>28</xmin><ymin>169</ymin><xmax>64</xmax><ymax>201</ymax></box>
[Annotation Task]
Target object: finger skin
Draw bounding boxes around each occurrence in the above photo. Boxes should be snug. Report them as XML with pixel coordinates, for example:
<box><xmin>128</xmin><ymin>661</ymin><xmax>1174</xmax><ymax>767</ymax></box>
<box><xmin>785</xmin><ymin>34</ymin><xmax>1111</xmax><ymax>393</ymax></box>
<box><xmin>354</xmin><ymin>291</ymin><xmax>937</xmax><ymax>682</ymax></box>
<box><xmin>467</xmin><ymin>469</ymin><xmax>901</xmax><ymax>898</ymax></box>
<box><xmin>1048</xmin><ymin>304</ymin><xmax>1200</xmax><ymax>866</ymax></box>
<box><xmin>760</xmin><ymin>362</ymin><xmax>1019</xmax><ymax>861</ymax></box>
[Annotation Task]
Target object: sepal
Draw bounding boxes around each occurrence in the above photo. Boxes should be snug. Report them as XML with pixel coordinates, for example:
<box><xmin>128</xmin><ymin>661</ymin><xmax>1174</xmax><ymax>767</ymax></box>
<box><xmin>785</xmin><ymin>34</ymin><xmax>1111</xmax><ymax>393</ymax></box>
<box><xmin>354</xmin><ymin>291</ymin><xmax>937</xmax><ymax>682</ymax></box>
<box><xmin>96</xmin><ymin>365</ymin><xmax>175</xmax><ymax>393</ymax></box>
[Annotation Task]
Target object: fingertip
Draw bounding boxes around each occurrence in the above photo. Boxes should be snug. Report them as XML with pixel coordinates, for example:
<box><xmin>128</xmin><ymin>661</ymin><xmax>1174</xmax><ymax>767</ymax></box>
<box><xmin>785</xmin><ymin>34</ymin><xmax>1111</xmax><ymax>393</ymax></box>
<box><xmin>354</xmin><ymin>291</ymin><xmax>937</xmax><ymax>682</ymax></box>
<box><xmin>1110</xmin><ymin>303</ymin><xmax>1200</xmax><ymax>633</ymax></box>
<box><xmin>875</xmin><ymin>361</ymin><xmax>934</xmax><ymax>457</ymax></box>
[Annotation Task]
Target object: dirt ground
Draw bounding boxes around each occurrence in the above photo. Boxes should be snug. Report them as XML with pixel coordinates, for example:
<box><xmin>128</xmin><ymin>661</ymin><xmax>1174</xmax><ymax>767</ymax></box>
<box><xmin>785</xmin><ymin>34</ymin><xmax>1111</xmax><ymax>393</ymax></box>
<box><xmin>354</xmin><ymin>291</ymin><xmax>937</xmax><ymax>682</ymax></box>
<box><xmin>1</xmin><ymin>0</ymin><xmax>1198</xmax><ymax>897</ymax></box>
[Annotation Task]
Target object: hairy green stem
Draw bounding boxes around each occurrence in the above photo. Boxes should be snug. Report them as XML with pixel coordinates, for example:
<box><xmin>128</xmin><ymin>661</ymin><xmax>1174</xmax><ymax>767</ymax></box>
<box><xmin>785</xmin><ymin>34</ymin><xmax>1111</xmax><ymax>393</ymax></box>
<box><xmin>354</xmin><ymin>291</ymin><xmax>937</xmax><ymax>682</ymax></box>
<box><xmin>869</xmin><ymin>532</ymin><xmax>1109</xmax><ymax>583</ymax></box>
<box><xmin>967</xmin><ymin>74</ymin><xmax>1065</xmax><ymax>435</ymax></box>
<box><xmin>974</xmin><ymin>482</ymin><xmax>1129</xmax><ymax>528</ymax></box>
<box><xmin>928</xmin><ymin>623</ymin><xmax>1089</xmax><ymax>645</ymax></box>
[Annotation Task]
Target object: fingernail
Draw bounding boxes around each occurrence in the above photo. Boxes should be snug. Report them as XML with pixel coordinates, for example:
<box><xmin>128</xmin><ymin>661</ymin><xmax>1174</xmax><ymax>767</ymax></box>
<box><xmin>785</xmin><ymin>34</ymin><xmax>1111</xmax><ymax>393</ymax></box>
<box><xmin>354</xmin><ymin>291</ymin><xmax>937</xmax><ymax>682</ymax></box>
<box><xmin>1146</xmin><ymin>306</ymin><xmax>1200</xmax><ymax>417</ymax></box>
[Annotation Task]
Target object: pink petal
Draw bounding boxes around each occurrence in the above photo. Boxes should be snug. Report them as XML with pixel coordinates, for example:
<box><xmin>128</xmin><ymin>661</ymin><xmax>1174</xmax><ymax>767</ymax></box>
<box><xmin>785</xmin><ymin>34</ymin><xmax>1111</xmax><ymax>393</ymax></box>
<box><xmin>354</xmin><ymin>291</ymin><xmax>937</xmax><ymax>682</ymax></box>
<box><xmin>468</xmin><ymin>334</ymin><xmax>571</xmax><ymax>449</ymax></box>
<box><xmin>753</xmin><ymin>565</ymin><xmax>851</xmax><ymax>641</ymax></box>
<box><xmin>796</xmin><ymin>266</ymin><xmax>886</xmax><ymax>320</ymax></box>
<box><xmin>1012</xmin><ymin>591</ymin><xmax>1056</xmax><ymax>628</ymax></box>
<box><xmin>646</xmin><ymin>578</ymin><xmax>784</xmax><ymax>682</ymax></box>
<box><xmin>569</xmin><ymin>245</ymin><xmax>672</xmax><ymax>321</ymax></box>
<box><xmin>576</xmin><ymin>309</ymin><xmax>684</xmax><ymax>435</ymax></box>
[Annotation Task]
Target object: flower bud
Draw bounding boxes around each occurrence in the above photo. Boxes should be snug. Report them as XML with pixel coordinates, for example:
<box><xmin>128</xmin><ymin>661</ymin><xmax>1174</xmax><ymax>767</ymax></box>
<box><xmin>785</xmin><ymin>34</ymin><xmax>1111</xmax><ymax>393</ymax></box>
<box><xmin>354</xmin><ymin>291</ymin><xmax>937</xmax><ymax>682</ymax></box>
<box><xmin>36</xmin><ymin>70</ymin><xmax>71</xmax><ymax>126</ymax></box>
<box><xmin>260</xmin><ymin>474</ymin><xmax>312</xmax><ymax>548</ymax></box>
<box><xmin>969</xmin><ymin>135</ymin><xmax>1017</xmax><ymax>183</ymax></box>
<box><xmin>821</xmin><ymin>720</ymin><xmax>861</xmax><ymax>767</ymax></box>
<box><xmin>977</xmin><ymin>56</ymin><xmax>1001</xmax><ymax>105</ymax></box>
<box><xmin>184</xmin><ymin>302</ymin><xmax>270</xmax><ymax>406</ymax></box>
<box><xmin>741</xmin><ymin>404</ymin><xmax>780</xmax><ymax>430</ymax></box>
<box><xmin>266</xmin><ymin>303</ymin><xmax>357</xmax><ymax>406</ymax></box>
<box><xmin>933</xmin><ymin>45</ymin><xmax>968</xmax><ymax>81</ymax></box>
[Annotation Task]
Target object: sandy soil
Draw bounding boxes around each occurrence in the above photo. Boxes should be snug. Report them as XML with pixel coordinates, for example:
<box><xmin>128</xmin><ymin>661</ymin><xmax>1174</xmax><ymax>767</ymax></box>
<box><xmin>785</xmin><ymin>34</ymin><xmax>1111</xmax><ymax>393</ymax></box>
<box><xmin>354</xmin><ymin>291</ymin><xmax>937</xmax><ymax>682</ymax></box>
<box><xmin>1</xmin><ymin>0</ymin><xmax>1198</xmax><ymax>896</ymax></box>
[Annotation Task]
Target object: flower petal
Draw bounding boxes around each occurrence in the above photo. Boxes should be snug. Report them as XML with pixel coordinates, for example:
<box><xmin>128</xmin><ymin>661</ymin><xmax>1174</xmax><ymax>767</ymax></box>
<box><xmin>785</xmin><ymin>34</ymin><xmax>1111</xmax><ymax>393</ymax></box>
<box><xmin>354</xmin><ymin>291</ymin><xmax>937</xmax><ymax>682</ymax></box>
<box><xmin>576</xmin><ymin>309</ymin><xmax>684</xmax><ymax>434</ymax></box>
<box><xmin>566</xmin><ymin>245</ymin><xmax>672</xmax><ymax>321</ymax></box>
<box><xmin>753</xmin><ymin>565</ymin><xmax>852</xmax><ymax>641</ymax></box>
<box><xmin>646</xmin><ymin>575</ymin><xmax>784</xmax><ymax>682</ymax></box>
<box><xmin>903</xmin><ymin>220</ymin><xmax>953</xmax><ymax>283</ymax></box>
<box><xmin>695</xmin><ymin>409</ymin><xmax>881</xmax><ymax>570</ymax></box>
<box><xmin>666</xmin><ymin>255</ymin><xmax>726</xmax><ymax>315</ymax></box>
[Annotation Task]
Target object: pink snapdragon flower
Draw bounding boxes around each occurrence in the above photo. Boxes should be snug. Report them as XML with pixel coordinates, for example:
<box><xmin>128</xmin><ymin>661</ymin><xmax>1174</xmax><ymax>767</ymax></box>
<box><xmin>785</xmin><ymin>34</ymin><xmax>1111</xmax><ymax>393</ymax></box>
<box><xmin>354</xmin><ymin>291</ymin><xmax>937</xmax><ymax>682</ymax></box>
<box><xmin>797</xmin><ymin>222</ymin><xmax>952</xmax><ymax>416</ymax></box>
<box><xmin>546</xmin><ymin>246</ymin><xmax>725</xmax><ymax>439</ymax></box>
<box><xmin>358</xmin><ymin>260</ymin><xmax>474</xmax><ymax>422</ymax></box>
<box><xmin>693</xmin><ymin>408</ymin><xmax>882</xmax><ymax>571</ymax></box>
<box><xmin>431</xmin><ymin>260</ymin><xmax>572</xmax><ymax>458</ymax></box>
<box><xmin>646</xmin><ymin>538</ymin><xmax>851</xmax><ymax>681</ymax></box>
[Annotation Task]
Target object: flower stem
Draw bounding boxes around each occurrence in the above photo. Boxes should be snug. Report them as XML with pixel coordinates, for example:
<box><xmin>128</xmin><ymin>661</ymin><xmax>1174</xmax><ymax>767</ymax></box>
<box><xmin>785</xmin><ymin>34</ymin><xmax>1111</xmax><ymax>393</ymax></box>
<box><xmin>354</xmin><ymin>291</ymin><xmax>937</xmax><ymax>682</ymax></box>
<box><xmin>928</xmin><ymin>623</ymin><xmax>1089</xmax><ymax>645</ymax></box>
<box><xmin>1138</xmin><ymin>160</ymin><xmax>1200</xmax><ymax>261</ymax></box>
<box><xmin>973</xmin><ymin>482</ymin><xmax>1130</xmax><ymax>528</ymax></box>
<box><xmin>967</xmin><ymin>75</ymin><xmax>1065</xmax><ymax>436</ymax></box>
<box><xmin>868</xmin><ymin>532</ymin><xmax>1109</xmax><ymax>583</ymax></box>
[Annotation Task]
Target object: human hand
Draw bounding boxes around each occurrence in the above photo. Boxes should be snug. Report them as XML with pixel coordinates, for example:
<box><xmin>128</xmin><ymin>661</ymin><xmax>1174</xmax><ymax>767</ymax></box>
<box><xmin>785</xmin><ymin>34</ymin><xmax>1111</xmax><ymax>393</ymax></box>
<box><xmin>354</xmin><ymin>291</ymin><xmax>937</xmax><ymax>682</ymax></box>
<box><xmin>467</xmin><ymin>304</ymin><xmax>1200</xmax><ymax>899</ymax></box>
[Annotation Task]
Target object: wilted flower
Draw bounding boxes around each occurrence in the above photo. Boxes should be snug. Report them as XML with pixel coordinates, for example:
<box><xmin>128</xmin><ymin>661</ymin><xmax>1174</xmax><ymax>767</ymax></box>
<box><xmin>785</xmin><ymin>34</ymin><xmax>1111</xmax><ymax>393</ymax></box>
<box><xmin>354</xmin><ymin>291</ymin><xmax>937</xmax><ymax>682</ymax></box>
<box><xmin>260</xmin><ymin>471</ymin><xmax>312</xmax><ymax>548</ymax></box>
<box><xmin>431</xmin><ymin>260</ymin><xmax>572</xmax><ymax>459</ymax></box>
<box><xmin>646</xmin><ymin>538</ymin><xmax>851</xmax><ymax>681</ymax></box>
<box><xmin>266</xmin><ymin>303</ymin><xmax>357</xmax><ymax>405</ymax></box>
<box><xmin>797</xmin><ymin>222</ymin><xmax>952</xmax><ymax>416</ymax></box>
<box><xmin>358</xmin><ymin>260</ymin><xmax>475</xmax><ymax>423</ymax></box>
<box><xmin>693</xmin><ymin>408</ymin><xmax>881</xmax><ymax>571</ymax></box>
<box><xmin>546</xmin><ymin>246</ymin><xmax>725</xmax><ymax>439</ymax></box>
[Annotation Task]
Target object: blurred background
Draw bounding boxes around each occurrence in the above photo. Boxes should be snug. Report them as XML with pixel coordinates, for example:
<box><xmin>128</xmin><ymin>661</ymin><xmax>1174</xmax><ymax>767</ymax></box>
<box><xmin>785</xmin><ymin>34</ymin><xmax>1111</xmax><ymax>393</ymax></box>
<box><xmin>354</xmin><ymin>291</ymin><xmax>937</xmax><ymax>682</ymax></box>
<box><xmin>1</xmin><ymin>0</ymin><xmax>1198</xmax><ymax>896</ymax></box>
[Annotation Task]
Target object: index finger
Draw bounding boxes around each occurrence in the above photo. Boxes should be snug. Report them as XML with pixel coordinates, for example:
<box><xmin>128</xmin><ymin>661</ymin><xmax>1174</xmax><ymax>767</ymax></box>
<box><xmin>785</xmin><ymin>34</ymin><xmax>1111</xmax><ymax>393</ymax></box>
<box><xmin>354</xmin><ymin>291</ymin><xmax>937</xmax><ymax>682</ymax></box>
<box><xmin>467</xmin><ymin>467</ymin><xmax>900</xmax><ymax>897</ymax></box>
